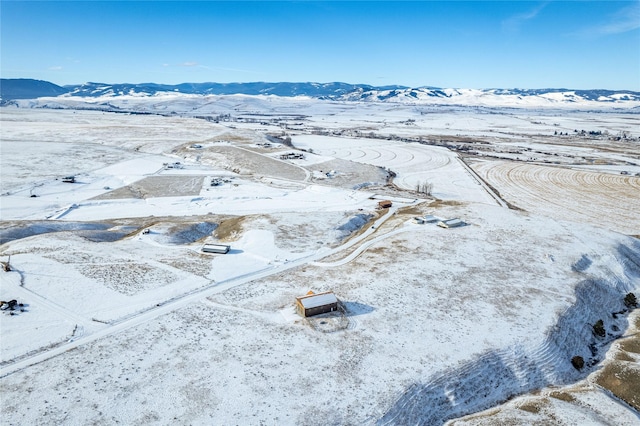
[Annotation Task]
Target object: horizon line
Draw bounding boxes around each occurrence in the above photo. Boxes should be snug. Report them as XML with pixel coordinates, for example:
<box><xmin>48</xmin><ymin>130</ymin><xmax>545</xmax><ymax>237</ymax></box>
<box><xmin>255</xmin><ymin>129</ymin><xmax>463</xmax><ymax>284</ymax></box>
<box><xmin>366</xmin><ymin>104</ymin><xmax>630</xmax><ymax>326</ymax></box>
<box><xmin>2</xmin><ymin>78</ymin><xmax>639</xmax><ymax>93</ymax></box>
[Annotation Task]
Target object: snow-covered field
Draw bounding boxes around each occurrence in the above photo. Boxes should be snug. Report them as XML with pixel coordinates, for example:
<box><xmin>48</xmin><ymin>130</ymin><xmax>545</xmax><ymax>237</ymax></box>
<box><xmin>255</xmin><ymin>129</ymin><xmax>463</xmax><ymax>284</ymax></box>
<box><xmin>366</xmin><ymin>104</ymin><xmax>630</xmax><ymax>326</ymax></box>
<box><xmin>1</xmin><ymin>103</ymin><xmax>639</xmax><ymax>425</ymax></box>
<box><xmin>471</xmin><ymin>160</ymin><xmax>640</xmax><ymax>235</ymax></box>
<box><xmin>292</xmin><ymin>135</ymin><xmax>497</xmax><ymax>204</ymax></box>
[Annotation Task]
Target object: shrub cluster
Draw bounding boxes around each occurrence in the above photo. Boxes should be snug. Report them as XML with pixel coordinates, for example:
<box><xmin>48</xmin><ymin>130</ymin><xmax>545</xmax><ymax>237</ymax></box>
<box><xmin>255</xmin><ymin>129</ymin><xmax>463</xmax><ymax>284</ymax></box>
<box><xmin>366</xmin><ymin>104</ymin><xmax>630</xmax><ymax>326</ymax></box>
<box><xmin>593</xmin><ymin>319</ymin><xmax>606</xmax><ymax>338</ymax></box>
<box><xmin>624</xmin><ymin>292</ymin><xmax>638</xmax><ymax>309</ymax></box>
<box><xmin>571</xmin><ymin>356</ymin><xmax>584</xmax><ymax>370</ymax></box>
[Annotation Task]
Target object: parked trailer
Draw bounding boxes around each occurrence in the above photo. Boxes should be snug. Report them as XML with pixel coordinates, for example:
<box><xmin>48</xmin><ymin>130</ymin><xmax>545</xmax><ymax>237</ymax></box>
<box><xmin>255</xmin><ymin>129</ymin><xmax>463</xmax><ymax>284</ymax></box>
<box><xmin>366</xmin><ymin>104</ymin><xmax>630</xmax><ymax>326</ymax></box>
<box><xmin>202</xmin><ymin>243</ymin><xmax>231</xmax><ymax>254</ymax></box>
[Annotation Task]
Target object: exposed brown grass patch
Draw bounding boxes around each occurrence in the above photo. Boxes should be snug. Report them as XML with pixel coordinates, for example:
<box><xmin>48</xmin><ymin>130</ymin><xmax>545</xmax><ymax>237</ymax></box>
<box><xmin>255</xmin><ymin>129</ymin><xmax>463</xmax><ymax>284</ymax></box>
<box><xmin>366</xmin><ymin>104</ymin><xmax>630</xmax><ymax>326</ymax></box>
<box><xmin>429</xmin><ymin>199</ymin><xmax>464</xmax><ymax>208</ymax></box>
<box><xmin>594</xmin><ymin>362</ymin><xmax>640</xmax><ymax>410</ymax></box>
<box><xmin>592</xmin><ymin>310</ymin><xmax>640</xmax><ymax>410</ymax></box>
<box><xmin>518</xmin><ymin>400</ymin><xmax>544</xmax><ymax>414</ymax></box>
<box><xmin>397</xmin><ymin>206</ymin><xmax>424</xmax><ymax>216</ymax></box>
<box><xmin>614</xmin><ymin>352</ymin><xmax>636</xmax><ymax>362</ymax></box>
<box><xmin>618</xmin><ymin>316</ymin><xmax>640</xmax><ymax>354</ymax></box>
<box><xmin>214</xmin><ymin>216</ymin><xmax>247</xmax><ymax>241</ymax></box>
<box><xmin>366</xmin><ymin>246</ymin><xmax>387</xmax><ymax>256</ymax></box>
<box><xmin>548</xmin><ymin>391</ymin><xmax>575</xmax><ymax>403</ymax></box>
<box><xmin>619</xmin><ymin>337</ymin><xmax>640</xmax><ymax>354</ymax></box>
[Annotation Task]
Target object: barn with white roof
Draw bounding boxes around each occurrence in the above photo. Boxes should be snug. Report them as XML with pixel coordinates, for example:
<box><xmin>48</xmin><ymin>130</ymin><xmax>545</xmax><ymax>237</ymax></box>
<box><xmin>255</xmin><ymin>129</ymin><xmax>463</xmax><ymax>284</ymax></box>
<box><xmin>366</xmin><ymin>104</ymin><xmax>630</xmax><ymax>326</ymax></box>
<box><xmin>295</xmin><ymin>291</ymin><xmax>339</xmax><ymax>317</ymax></box>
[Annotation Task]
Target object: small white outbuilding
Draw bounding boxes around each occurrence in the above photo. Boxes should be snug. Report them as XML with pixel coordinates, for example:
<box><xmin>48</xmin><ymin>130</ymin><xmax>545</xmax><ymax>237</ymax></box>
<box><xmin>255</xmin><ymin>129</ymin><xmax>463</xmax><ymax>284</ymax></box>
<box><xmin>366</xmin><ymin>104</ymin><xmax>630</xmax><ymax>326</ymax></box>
<box><xmin>438</xmin><ymin>218</ymin><xmax>466</xmax><ymax>229</ymax></box>
<box><xmin>423</xmin><ymin>215</ymin><xmax>439</xmax><ymax>223</ymax></box>
<box><xmin>202</xmin><ymin>243</ymin><xmax>231</xmax><ymax>254</ymax></box>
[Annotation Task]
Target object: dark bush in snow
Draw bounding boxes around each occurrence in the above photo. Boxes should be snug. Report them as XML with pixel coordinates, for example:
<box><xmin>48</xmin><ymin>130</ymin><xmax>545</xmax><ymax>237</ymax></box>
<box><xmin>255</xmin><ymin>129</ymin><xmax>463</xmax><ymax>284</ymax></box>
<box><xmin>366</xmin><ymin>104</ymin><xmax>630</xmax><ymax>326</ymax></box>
<box><xmin>593</xmin><ymin>319</ymin><xmax>606</xmax><ymax>338</ymax></box>
<box><xmin>624</xmin><ymin>292</ymin><xmax>638</xmax><ymax>308</ymax></box>
<box><xmin>571</xmin><ymin>356</ymin><xmax>585</xmax><ymax>370</ymax></box>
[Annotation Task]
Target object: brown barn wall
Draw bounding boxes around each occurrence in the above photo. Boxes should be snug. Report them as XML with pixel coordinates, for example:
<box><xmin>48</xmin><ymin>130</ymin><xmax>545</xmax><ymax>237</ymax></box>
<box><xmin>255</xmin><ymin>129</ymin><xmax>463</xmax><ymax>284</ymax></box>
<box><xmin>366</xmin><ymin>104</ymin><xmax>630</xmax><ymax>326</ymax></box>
<box><xmin>305</xmin><ymin>303</ymin><xmax>338</xmax><ymax>317</ymax></box>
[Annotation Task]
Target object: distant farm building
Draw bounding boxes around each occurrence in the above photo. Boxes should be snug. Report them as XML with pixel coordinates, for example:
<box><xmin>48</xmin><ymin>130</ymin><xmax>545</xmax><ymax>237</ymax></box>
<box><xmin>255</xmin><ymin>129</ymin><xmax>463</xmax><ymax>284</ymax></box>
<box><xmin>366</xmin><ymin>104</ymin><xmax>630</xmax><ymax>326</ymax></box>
<box><xmin>415</xmin><ymin>215</ymin><xmax>440</xmax><ymax>224</ymax></box>
<box><xmin>280</xmin><ymin>152</ymin><xmax>305</xmax><ymax>160</ymax></box>
<box><xmin>62</xmin><ymin>176</ymin><xmax>76</xmax><ymax>183</ymax></box>
<box><xmin>377</xmin><ymin>200</ymin><xmax>393</xmax><ymax>209</ymax></box>
<box><xmin>201</xmin><ymin>243</ymin><xmax>231</xmax><ymax>254</ymax></box>
<box><xmin>164</xmin><ymin>162</ymin><xmax>183</xmax><ymax>169</ymax></box>
<box><xmin>437</xmin><ymin>218</ymin><xmax>466</xmax><ymax>229</ymax></box>
<box><xmin>295</xmin><ymin>291</ymin><xmax>339</xmax><ymax>318</ymax></box>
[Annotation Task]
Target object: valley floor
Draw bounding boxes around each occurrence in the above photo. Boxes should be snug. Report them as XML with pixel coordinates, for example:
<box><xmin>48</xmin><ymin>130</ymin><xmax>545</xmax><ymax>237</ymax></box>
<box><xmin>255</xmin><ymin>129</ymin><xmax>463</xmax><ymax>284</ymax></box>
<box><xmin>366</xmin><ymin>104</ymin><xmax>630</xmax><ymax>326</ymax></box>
<box><xmin>1</xmin><ymin>105</ymin><xmax>638</xmax><ymax>424</ymax></box>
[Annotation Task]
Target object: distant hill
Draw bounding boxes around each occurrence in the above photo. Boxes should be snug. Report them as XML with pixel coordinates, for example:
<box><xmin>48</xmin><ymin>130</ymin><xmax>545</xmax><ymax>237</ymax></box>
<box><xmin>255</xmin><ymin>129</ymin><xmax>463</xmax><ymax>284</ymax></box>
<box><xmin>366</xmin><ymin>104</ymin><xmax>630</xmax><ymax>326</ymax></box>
<box><xmin>2</xmin><ymin>78</ymin><xmax>639</xmax><ymax>107</ymax></box>
<box><xmin>1</xmin><ymin>79</ymin><xmax>69</xmax><ymax>100</ymax></box>
<box><xmin>63</xmin><ymin>81</ymin><xmax>408</xmax><ymax>99</ymax></box>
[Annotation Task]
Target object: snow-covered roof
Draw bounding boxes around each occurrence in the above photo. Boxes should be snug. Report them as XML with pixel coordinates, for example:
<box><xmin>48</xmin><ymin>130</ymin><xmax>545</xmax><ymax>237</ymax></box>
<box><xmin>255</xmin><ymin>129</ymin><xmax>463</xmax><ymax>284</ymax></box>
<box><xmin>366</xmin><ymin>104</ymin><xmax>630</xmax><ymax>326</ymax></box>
<box><xmin>438</xmin><ymin>218</ymin><xmax>466</xmax><ymax>228</ymax></box>
<box><xmin>203</xmin><ymin>243</ymin><xmax>230</xmax><ymax>249</ymax></box>
<box><xmin>297</xmin><ymin>292</ymin><xmax>338</xmax><ymax>309</ymax></box>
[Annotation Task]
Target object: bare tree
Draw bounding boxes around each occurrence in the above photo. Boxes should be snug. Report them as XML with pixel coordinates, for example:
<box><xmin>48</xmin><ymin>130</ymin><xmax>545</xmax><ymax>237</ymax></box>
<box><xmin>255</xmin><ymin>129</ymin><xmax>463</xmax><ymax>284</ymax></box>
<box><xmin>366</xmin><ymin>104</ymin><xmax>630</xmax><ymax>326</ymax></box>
<box><xmin>415</xmin><ymin>180</ymin><xmax>433</xmax><ymax>196</ymax></box>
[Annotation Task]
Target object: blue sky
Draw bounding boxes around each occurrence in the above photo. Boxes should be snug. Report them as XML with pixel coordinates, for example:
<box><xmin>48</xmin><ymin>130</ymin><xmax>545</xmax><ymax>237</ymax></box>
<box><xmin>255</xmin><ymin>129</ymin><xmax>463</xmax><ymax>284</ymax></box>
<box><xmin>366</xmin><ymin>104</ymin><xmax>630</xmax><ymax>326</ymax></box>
<box><xmin>2</xmin><ymin>1</ymin><xmax>639</xmax><ymax>89</ymax></box>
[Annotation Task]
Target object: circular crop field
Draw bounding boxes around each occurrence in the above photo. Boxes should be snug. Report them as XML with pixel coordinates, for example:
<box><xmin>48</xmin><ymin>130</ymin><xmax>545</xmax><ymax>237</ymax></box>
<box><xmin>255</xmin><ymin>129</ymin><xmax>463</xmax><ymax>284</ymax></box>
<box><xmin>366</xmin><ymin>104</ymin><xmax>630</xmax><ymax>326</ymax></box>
<box><xmin>472</xmin><ymin>160</ymin><xmax>640</xmax><ymax>235</ymax></box>
<box><xmin>294</xmin><ymin>135</ymin><xmax>495</xmax><ymax>203</ymax></box>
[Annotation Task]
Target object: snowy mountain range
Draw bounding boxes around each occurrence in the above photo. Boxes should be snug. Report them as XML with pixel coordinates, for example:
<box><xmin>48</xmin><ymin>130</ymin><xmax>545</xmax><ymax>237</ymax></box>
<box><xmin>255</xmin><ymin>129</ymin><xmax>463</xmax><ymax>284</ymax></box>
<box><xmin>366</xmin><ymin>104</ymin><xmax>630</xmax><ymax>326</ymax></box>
<box><xmin>2</xmin><ymin>78</ymin><xmax>640</xmax><ymax>108</ymax></box>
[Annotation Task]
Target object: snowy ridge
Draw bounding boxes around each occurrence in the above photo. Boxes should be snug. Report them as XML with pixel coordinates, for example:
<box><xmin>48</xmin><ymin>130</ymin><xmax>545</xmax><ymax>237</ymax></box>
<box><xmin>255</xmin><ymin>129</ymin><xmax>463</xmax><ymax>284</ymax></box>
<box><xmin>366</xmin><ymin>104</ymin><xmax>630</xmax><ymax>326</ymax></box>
<box><xmin>2</xmin><ymin>79</ymin><xmax>639</xmax><ymax>108</ymax></box>
<box><xmin>345</xmin><ymin>87</ymin><xmax>640</xmax><ymax>108</ymax></box>
<box><xmin>379</xmin><ymin>240</ymin><xmax>640</xmax><ymax>425</ymax></box>
<box><xmin>8</xmin><ymin>90</ymin><xmax>640</xmax><ymax>114</ymax></box>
